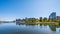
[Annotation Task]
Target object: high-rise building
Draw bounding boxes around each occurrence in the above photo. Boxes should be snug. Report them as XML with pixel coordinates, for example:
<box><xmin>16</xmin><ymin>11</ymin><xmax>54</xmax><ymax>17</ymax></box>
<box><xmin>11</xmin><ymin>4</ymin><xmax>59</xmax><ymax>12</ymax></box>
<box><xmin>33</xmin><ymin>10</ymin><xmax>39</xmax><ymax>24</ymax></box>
<box><xmin>56</xmin><ymin>16</ymin><xmax>60</xmax><ymax>20</ymax></box>
<box><xmin>49</xmin><ymin>12</ymin><xmax>56</xmax><ymax>20</ymax></box>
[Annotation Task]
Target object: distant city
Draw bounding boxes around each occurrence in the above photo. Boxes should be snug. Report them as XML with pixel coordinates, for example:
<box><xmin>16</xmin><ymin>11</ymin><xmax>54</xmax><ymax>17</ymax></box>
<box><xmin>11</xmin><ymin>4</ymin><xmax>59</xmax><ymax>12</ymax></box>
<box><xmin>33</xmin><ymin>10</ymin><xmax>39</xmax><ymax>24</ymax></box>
<box><xmin>16</xmin><ymin>12</ymin><xmax>60</xmax><ymax>21</ymax></box>
<box><xmin>15</xmin><ymin>12</ymin><xmax>60</xmax><ymax>25</ymax></box>
<box><xmin>0</xmin><ymin>12</ymin><xmax>60</xmax><ymax>24</ymax></box>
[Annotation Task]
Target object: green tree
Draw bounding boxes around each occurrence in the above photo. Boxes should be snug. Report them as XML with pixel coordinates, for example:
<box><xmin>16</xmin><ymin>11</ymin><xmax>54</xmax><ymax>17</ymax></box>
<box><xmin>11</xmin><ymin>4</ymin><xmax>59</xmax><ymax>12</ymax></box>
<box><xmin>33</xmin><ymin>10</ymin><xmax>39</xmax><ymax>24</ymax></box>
<box><xmin>43</xmin><ymin>17</ymin><xmax>47</xmax><ymax>22</ymax></box>
<box><xmin>39</xmin><ymin>17</ymin><xmax>42</xmax><ymax>22</ymax></box>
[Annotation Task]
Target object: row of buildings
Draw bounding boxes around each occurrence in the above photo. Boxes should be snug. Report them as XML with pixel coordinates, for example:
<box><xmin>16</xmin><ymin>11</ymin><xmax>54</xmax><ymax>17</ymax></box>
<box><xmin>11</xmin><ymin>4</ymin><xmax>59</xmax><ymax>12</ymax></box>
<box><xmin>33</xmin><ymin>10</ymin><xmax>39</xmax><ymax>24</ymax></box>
<box><xmin>16</xmin><ymin>12</ymin><xmax>60</xmax><ymax>21</ymax></box>
<box><xmin>16</xmin><ymin>12</ymin><xmax>60</xmax><ymax>24</ymax></box>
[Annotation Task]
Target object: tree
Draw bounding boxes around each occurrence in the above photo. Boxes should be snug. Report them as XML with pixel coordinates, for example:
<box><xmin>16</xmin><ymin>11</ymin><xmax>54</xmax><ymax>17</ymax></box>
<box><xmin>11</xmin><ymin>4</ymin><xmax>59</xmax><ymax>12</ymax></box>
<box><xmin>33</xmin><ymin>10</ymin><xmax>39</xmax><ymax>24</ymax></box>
<box><xmin>39</xmin><ymin>17</ymin><xmax>42</xmax><ymax>22</ymax></box>
<box><xmin>43</xmin><ymin>17</ymin><xmax>47</xmax><ymax>22</ymax></box>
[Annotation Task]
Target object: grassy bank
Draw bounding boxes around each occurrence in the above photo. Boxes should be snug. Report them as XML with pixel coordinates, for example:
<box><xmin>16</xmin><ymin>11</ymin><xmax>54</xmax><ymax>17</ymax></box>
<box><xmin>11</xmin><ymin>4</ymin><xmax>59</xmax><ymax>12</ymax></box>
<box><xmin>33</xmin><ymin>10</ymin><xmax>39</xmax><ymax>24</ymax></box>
<box><xmin>25</xmin><ymin>22</ymin><xmax>59</xmax><ymax>26</ymax></box>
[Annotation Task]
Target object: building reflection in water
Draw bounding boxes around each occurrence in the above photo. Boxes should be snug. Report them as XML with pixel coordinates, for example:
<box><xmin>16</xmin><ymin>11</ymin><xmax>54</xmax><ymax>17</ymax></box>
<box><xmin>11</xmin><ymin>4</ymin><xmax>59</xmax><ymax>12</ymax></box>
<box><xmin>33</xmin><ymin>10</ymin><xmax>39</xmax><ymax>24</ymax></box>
<box><xmin>49</xmin><ymin>25</ymin><xmax>60</xmax><ymax>32</ymax></box>
<box><xmin>49</xmin><ymin>25</ymin><xmax>56</xmax><ymax>31</ymax></box>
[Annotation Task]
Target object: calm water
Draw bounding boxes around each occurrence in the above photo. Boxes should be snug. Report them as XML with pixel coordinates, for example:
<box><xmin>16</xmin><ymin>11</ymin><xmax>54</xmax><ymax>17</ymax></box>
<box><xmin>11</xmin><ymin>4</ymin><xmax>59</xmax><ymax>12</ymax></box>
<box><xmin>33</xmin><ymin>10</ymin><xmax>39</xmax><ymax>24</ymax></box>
<box><xmin>0</xmin><ymin>23</ymin><xmax>60</xmax><ymax>34</ymax></box>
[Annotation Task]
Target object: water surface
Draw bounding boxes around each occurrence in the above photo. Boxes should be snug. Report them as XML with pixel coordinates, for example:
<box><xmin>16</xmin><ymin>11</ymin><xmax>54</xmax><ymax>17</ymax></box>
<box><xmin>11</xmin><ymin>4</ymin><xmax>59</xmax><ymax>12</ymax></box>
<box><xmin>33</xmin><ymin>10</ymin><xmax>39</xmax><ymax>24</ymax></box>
<box><xmin>0</xmin><ymin>23</ymin><xmax>60</xmax><ymax>34</ymax></box>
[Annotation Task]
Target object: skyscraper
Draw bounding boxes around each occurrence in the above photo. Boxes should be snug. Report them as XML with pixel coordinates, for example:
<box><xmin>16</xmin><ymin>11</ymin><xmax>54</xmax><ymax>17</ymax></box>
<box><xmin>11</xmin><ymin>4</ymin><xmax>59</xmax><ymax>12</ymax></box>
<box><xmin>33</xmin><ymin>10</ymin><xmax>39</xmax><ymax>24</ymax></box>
<box><xmin>49</xmin><ymin>12</ymin><xmax>56</xmax><ymax>20</ymax></box>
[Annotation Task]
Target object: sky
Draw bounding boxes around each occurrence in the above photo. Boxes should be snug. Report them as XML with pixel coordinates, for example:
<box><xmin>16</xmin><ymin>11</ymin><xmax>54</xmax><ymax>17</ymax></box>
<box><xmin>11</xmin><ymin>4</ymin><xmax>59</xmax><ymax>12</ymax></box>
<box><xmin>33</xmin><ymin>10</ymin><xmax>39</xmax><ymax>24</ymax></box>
<box><xmin>0</xmin><ymin>0</ymin><xmax>60</xmax><ymax>21</ymax></box>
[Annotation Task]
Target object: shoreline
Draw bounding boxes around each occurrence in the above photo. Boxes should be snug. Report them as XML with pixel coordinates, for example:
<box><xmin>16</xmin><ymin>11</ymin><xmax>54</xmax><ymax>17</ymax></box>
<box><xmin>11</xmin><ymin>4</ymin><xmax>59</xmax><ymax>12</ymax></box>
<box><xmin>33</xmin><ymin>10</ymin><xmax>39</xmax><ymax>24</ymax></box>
<box><xmin>25</xmin><ymin>22</ymin><xmax>59</xmax><ymax>26</ymax></box>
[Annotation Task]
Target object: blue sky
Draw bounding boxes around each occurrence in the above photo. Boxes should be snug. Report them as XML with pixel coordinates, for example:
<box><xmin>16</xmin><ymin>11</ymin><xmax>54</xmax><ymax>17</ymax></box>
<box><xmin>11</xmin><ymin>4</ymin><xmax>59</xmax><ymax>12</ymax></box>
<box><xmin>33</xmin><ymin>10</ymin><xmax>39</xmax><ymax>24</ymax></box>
<box><xmin>0</xmin><ymin>0</ymin><xmax>60</xmax><ymax>21</ymax></box>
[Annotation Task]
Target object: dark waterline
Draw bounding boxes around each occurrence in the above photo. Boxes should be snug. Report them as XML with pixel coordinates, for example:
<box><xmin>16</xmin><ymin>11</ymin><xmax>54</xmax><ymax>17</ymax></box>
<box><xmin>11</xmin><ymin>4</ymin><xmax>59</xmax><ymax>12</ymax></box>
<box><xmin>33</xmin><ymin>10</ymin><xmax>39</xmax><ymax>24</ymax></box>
<box><xmin>0</xmin><ymin>23</ymin><xmax>60</xmax><ymax>34</ymax></box>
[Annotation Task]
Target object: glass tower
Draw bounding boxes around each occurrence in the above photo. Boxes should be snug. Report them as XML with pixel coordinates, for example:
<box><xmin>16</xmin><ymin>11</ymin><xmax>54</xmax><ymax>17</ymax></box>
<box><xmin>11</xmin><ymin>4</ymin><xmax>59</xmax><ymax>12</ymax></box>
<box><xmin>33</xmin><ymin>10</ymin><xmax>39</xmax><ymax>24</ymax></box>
<box><xmin>49</xmin><ymin>12</ymin><xmax>56</xmax><ymax>20</ymax></box>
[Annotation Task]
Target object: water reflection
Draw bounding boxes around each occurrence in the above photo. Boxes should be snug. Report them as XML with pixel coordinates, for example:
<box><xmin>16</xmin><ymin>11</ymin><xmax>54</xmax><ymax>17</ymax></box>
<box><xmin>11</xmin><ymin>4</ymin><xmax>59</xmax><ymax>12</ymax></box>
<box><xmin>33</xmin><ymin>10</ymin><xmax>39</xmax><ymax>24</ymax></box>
<box><xmin>0</xmin><ymin>23</ymin><xmax>60</xmax><ymax>34</ymax></box>
<box><xmin>16</xmin><ymin>22</ymin><xmax>60</xmax><ymax>32</ymax></box>
<box><xmin>49</xmin><ymin>25</ymin><xmax>56</xmax><ymax>31</ymax></box>
<box><xmin>50</xmin><ymin>25</ymin><xmax>60</xmax><ymax>32</ymax></box>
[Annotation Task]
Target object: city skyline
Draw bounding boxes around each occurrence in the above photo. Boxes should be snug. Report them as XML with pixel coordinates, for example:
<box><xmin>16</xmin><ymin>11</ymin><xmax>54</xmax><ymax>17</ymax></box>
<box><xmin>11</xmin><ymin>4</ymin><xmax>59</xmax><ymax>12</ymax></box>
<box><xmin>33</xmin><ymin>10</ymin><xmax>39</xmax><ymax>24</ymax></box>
<box><xmin>0</xmin><ymin>0</ymin><xmax>60</xmax><ymax>21</ymax></box>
